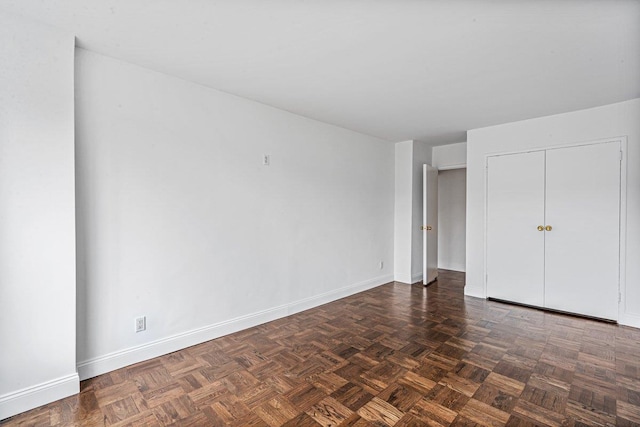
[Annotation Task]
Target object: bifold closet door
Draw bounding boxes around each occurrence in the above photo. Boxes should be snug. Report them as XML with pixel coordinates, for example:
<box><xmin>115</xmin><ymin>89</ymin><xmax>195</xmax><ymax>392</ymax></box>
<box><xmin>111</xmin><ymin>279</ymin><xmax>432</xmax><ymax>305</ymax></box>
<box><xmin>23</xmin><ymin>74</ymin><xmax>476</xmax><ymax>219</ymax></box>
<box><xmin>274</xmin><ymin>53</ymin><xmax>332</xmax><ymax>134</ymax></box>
<box><xmin>544</xmin><ymin>142</ymin><xmax>621</xmax><ymax>320</ymax></box>
<box><xmin>487</xmin><ymin>151</ymin><xmax>546</xmax><ymax>306</ymax></box>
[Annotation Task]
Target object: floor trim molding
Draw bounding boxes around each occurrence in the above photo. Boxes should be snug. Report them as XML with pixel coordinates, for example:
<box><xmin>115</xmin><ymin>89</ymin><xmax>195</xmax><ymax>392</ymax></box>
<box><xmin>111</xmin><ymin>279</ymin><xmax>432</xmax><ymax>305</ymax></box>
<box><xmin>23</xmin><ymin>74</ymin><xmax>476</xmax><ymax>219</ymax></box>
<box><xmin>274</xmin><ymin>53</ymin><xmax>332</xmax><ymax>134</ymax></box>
<box><xmin>619</xmin><ymin>312</ymin><xmax>640</xmax><ymax>329</ymax></box>
<box><xmin>77</xmin><ymin>274</ymin><xmax>393</xmax><ymax>380</ymax></box>
<box><xmin>0</xmin><ymin>373</ymin><xmax>79</xmax><ymax>421</ymax></box>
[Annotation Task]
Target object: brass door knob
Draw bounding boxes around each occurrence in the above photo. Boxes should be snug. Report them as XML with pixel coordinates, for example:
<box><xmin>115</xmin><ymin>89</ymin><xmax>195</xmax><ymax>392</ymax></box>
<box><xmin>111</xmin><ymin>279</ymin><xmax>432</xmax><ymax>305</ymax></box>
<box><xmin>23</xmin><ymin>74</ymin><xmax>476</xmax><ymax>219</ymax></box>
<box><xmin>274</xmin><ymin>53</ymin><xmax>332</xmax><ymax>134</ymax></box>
<box><xmin>426</xmin><ymin>225</ymin><xmax>432</xmax><ymax>231</ymax></box>
<box><xmin>421</xmin><ymin>225</ymin><xmax>433</xmax><ymax>231</ymax></box>
<box><xmin>545</xmin><ymin>225</ymin><xmax>552</xmax><ymax>231</ymax></box>
<box><xmin>537</xmin><ymin>225</ymin><xmax>544</xmax><ymax>231</ymax></box>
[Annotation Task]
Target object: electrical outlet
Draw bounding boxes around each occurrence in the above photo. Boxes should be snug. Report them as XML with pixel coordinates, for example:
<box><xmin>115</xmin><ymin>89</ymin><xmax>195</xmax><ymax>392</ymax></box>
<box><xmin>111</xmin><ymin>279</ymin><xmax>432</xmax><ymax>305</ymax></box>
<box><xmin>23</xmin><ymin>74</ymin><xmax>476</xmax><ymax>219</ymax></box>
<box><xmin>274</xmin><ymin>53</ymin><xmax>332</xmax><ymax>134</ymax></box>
<box><xmin>379</xmin><ymin>261</ymin><xmax>384</xmax><ymax>269</ymax></box>
<box><xmin>263</xmin><ymin>154</ymin><xmax>270</xmax><ymax>166</ymax></box>
<box><xmin>135</xmin><ymin>316</ymin><xmax>146</xmax><ymax>333</ymax></box>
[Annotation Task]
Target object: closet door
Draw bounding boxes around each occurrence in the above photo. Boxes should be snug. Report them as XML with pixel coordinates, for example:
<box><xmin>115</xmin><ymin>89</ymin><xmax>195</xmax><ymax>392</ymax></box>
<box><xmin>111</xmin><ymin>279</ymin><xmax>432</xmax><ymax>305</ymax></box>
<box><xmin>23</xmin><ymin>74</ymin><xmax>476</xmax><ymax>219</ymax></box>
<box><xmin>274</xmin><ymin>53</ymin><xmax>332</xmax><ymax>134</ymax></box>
<box><xmin>487</xmin><ymin>151</ymin><xmax>546</xmax><ymax>306</ymax></box>
<box><xmin>544</xmin><ymin>142</ymin><xmax>621</xmax><ymax>320</ymax></box>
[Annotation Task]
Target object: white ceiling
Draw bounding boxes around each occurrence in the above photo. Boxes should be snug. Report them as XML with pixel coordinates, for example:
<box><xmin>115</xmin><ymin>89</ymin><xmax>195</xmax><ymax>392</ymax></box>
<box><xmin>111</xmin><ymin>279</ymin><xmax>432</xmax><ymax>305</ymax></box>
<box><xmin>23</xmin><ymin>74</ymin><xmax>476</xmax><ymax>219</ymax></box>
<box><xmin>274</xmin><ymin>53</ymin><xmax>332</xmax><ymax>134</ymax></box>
<box><xmin>2</xmin><ymin>0</ymin><xmax>639</xmax><ymax>144</ymax></box>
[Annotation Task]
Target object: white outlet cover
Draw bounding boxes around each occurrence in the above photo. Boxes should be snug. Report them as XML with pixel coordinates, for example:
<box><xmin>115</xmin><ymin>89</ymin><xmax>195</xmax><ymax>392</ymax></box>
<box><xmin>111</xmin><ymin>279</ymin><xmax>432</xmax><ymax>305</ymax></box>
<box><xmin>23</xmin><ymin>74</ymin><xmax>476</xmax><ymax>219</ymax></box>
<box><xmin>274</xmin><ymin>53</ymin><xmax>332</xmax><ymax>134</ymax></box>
<box><xmin>135</xmin><ymin>316</ymin><xmax>146</xmax><ymax>332</ymax></box>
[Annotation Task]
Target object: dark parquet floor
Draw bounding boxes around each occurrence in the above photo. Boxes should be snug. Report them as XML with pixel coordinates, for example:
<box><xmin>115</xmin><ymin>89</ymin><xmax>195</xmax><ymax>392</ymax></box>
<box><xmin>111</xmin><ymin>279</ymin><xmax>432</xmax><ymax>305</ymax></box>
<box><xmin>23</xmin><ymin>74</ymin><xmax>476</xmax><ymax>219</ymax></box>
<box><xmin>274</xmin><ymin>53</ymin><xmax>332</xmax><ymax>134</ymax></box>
<box><xmin>3</xmin><ymin>270</ymin><xmax>640</xmax><ymax>426</ymax></box>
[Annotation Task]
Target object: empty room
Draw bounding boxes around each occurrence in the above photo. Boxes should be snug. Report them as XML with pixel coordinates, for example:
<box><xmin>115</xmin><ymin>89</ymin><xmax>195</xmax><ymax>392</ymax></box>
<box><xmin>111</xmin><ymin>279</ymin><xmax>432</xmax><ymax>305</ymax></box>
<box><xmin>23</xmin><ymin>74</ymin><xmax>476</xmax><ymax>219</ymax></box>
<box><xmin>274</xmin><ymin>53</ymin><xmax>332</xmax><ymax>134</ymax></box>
<box><xmin>1</xmin><ymin>1</ymin><xmax>639</xmax><ymax>426</ymax></box>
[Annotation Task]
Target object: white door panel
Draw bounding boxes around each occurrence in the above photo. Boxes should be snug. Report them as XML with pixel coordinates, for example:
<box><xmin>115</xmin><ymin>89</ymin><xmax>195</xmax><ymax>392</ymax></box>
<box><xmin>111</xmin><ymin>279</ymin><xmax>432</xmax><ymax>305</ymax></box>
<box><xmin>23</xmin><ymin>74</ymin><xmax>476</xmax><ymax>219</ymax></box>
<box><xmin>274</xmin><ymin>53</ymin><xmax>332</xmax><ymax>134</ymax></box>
<box><xmin>544</xmin><ymin>142</ymin><xmax>621</xmax><ymax>320</ymax></box>
<box><xmin>487</xmin><ymin>151</ymin><xmax>546</xmax><ymax>306</ymax></box>
<box><xmin>423</xmin><ymin>165</ymin><xmax>438</xmax><ymax>284</ymax></box>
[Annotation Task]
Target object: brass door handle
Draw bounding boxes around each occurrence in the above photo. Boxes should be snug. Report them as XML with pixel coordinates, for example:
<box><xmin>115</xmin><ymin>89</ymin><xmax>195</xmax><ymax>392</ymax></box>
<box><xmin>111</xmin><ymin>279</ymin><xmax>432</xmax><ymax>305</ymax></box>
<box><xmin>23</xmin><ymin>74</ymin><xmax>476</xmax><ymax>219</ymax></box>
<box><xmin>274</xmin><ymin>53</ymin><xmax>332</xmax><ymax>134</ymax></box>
<box><xmin>421</xmin><ymin>226</ymin><xmax>433</xmax><ymax>231</ymax></box>
<box><xmin>545</xmin><ymin>225</ymin><xmax>552</xmax><ymax>231</ymax></box>
<box><xmin>537</xmin><ymin>225</ymin><xmax>544</xmax><ymax>231</ymax></box>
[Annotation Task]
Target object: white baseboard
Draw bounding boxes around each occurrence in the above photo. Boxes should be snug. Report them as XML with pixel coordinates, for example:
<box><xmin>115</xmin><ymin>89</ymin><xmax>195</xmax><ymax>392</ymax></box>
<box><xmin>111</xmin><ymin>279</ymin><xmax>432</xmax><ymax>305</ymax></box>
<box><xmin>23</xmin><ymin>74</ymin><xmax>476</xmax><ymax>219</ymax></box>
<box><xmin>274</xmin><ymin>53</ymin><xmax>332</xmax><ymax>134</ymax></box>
<box><xmin>464</xmin><ymin>284</ymin><xmax>485</xmax><ymax>299</ymax></box>
<box><xmin>0</xmin><ymin>373</ymin><xmax>79</xmax><ymax>421</ymax></box>
<box><xmin>78</xmin><ymin>274</ymin><xmax>393</xmax><ymax>381</ymax></box>
<box><xmin>438</xmin><ymin>265</ymin><xmax>466</xmax><ymax>273</ymax></box>
<box><xmin>393</xmin><ymin>273</ymin><xmax>412</xmax><ymax>284</ymax></box>
<box><xmin>619</xmin><ymin>312</ymin><xmax>640</xmax><ymax>329</ymax></box>
<box><xmin>286</xmin><ymin>274</ymin><xmax>393</xmax><ymax>315</ymax></box>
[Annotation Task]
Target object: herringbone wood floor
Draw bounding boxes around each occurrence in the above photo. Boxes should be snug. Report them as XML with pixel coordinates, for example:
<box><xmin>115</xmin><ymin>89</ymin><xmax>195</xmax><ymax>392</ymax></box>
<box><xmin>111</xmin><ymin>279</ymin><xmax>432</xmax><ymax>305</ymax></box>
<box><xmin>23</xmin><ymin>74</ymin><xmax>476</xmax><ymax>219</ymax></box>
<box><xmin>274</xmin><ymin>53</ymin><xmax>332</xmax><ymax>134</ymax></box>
<box><xmin>3</xmin><ymin>270</ymin><xmax>640</xmax><ymax>426</ymax></box>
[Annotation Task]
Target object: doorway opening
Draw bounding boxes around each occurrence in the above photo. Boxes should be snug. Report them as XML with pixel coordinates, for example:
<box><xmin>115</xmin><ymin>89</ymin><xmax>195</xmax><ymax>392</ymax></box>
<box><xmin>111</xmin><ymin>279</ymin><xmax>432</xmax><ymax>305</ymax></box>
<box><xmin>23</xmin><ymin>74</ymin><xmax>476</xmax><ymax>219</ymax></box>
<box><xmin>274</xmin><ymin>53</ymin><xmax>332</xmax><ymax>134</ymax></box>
<box><xmin>437</xmin><ymin>168</ymin><xmax>466</xmax><ymax>273</ymax></box>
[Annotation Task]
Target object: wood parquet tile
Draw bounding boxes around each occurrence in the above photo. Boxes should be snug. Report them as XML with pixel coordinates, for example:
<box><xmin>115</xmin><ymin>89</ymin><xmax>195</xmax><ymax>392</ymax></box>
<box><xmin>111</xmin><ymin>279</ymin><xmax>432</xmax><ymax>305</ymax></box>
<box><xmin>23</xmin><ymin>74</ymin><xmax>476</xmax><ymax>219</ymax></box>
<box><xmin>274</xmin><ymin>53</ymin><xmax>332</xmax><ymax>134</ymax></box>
<box><xmin>3</xmin><ymin>270</ymin><xmax>640</xmax><ymax>426</ymax></box>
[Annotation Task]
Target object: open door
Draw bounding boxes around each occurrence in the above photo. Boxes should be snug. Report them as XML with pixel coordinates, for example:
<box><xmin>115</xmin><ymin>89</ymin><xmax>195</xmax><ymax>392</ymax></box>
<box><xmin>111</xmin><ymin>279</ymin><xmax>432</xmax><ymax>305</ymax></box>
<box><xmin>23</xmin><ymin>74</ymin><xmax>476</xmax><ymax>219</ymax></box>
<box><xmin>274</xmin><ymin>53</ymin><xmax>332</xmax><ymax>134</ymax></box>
<box><xmin>423</xmin><ymin>164</ymin><xmax>438</xmax><ymax>285</ymax></box>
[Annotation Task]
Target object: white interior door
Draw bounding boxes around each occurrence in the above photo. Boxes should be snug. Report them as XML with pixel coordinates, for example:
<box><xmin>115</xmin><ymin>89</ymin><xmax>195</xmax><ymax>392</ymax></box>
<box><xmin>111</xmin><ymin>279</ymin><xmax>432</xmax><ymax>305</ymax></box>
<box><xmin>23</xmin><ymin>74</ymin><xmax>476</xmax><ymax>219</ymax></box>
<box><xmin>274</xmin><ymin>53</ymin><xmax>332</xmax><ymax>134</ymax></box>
<box><xmin>487</xmin><ymin>151</ymin><xmax>546</xmax><ymax>306</ymax></box>
<box><xmin>544</xmin><ymin>142</ymin><xmax>621</xmax><ymax>320</ymax></box>
<box><xmin>423</xmin><ymin>165</ymin><xmax>438</xmax><ymax>284</ymax></box>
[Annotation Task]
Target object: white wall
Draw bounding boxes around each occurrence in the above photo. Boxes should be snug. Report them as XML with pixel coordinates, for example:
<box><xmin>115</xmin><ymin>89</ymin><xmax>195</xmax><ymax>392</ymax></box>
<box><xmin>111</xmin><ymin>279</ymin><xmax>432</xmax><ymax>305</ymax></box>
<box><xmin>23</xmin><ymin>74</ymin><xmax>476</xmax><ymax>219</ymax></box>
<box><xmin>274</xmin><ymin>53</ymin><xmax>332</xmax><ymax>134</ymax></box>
<box><xmin>394</xmin><ymin>141</ymin><xmax>413</xmax><ymax>284</ymax></box>
<box><xmin>438</xmin><ymin>169</ymin><xmax>466</xmax><ymax>272</ymax></box>
<box><xmin>432</xmin><ymin>142</ymin><xmax>466</xmax><ymax>170</ymax></box>
<box><xmin>0</xmin><ymin>13</ymin><xmax>78</xmax><ymax>419</ymax></box>
<box><xmin>466</xmin><ymin>98</ymin><xmax>640</xmax><ymax>328</ymax></box>
<box><xmin>74</xmin><ymin>49</ymin><xmax>395</xmax><ymax>378</ymax></box>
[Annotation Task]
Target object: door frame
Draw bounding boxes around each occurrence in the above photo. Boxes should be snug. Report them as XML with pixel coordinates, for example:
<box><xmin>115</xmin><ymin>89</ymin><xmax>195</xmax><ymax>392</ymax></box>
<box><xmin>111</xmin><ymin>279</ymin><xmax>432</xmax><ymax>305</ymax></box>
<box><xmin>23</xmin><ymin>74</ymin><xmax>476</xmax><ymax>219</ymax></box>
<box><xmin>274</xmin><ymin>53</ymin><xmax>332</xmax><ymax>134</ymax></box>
<box><xmin>483</xmin><ymin>136</ymin><xmax>628</xmax><ymax>320</ymax></box>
